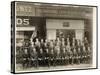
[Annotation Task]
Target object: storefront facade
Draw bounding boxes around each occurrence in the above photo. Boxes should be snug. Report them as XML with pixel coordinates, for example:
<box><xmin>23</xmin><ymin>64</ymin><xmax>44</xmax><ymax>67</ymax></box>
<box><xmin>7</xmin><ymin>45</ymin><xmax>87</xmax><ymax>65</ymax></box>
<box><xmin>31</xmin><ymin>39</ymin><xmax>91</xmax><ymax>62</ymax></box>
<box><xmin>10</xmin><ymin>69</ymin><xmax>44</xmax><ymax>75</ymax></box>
<box><xmin>16</xmin><ymin>2</ymin><xmax>93</xmax><ymax>46</ymax></box>
<box><xmin>46</xmin><ymin>19</ymin><xmax>84</xmax><ymax>41</ymax></box>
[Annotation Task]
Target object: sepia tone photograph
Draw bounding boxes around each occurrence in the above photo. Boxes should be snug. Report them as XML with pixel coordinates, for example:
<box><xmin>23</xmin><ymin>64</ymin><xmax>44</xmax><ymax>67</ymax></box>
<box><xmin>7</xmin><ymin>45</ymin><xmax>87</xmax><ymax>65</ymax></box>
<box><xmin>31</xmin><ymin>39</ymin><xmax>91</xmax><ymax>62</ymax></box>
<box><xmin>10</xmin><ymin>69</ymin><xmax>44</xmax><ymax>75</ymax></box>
<box><xmin>11</xmin><ymin>1</ymin><xmax>97</xmax><ymax>73</ymax></box>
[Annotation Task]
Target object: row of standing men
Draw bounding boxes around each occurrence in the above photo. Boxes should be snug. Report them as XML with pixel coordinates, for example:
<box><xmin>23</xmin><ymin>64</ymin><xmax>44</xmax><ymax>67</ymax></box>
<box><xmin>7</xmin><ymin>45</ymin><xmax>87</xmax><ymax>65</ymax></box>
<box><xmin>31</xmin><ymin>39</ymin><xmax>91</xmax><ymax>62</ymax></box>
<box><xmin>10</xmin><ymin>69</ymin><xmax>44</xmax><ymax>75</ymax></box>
<box><xmin>20</xmin><ymin>37</ymin><xmax>92</xmax><ymax>68</ymax></box>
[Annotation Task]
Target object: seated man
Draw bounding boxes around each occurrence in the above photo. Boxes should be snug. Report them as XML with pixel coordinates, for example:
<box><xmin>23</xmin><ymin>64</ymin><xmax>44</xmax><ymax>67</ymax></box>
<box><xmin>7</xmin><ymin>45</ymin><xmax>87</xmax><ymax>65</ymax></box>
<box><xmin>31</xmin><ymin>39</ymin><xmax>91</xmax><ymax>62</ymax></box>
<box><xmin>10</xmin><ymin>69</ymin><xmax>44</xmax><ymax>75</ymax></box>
<box><xmin>49</xmin><ymin>48</ymin><xmax>55</xmax><ymax>66</ymax></box>
<box><xmin>65</xmin><ymin>43</ymin><xmax>71</xmax><ymax>65</ymax></box>
<box><xmin>44</xmin><ymin>48</ymin><xmax>50</xmax><ymax>67</ymax></box>
<box><xmin>61</xmin><ymin>47</ymin><xmax>67</xmax><ymax>65</ymax></box>
<box><xmin>54</xmin><ymin>44</ymin><xmax>61</xmax><ymax>66</ymax></box>
<box><xmin>67</xmin><ymin>48</ymin><xmax>73</xmax><ymax>65</ymax></box>
<box><xmin>22</xmin><ymin>47</ymin><xmax>30</xmax><ymax>68</ymax></box>
<box><xmin>38</xmin><ymin>48</ymin><xmax>45</xmax><ymax>66</ymax></box>
<box><xmin>30</xmin><ymin>48</ymin><xmax>38</xmax><ymax>68</ymax></box>
<box><xmin>77</xmin><ymin>47</ymin><xmax>81</xmax><ymax>64</ymax></box>
<box><xmin>86</xmin><ymin>46</ymin><xmax>92</xmax><ymax>64</ymax></box>
<box><xmin>82</xmin><ymin>46</ymin><xmax>87</xmax><ymax>64</ymax></box>
<box><xmin>72</xmin><ymin>48</ymin><xmax>78</xmax><ymax>64</ymax></box>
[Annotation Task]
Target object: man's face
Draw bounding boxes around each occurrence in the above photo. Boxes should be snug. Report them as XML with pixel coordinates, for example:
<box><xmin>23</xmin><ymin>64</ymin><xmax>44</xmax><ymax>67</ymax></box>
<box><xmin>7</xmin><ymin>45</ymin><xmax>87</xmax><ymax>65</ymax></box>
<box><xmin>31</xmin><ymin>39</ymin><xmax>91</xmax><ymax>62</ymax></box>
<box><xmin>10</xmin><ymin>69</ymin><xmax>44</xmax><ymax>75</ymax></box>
<box><xmin>62</xmin><ymin>38</ymin><xmax>64</xmax><ymax>41</ymax></box>
<box><xmin>41</xmin><ymin>39</ymin><xmax>43</xmax><ymax>42</ymax></box>
<box><xmin>40</xmin><ymin>49</ymin><xmax>43</xmax><ymax>53</ymax></box>
<box><xmin>36</xmin><ymin>38</ymin><xmax>38</xmax><ymax>41</ymax></box>
<box><xmin>33</xmin><ymin>48</ymin><xmax>36</xmax><ymax>52</ymax></box>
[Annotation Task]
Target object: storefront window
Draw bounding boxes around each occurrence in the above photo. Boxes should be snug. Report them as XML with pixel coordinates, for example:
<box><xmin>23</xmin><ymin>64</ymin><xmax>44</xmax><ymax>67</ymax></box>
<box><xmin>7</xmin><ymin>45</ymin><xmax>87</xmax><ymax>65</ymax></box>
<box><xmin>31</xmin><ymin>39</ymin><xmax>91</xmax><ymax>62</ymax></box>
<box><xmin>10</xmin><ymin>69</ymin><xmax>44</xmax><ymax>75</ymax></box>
<box><xmin>56</xmin><ymin>29</ymin><xmax>75</xmax><ymax>40</ymax></box>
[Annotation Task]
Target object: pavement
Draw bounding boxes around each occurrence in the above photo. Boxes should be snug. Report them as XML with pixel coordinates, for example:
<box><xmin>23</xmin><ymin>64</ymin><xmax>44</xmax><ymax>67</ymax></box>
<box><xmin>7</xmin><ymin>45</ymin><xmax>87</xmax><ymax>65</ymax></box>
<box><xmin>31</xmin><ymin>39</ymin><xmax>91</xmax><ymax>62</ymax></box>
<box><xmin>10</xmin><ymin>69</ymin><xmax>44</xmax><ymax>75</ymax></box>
<box><xmin>15</xmin><ymin>63</ymin><xmax>92</xmax><ymax>73</ymax></box>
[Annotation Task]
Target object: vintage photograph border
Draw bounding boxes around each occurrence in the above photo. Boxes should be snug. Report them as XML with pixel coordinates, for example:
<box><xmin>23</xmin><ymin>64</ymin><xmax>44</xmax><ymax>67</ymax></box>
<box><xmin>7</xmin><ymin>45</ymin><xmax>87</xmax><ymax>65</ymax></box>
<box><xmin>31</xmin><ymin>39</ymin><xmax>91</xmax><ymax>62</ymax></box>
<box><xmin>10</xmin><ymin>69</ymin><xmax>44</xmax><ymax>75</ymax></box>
<box><xmin>11</xmin><ymin>1</ymin><xmax>98</xmax><ymax>74</ymax></box>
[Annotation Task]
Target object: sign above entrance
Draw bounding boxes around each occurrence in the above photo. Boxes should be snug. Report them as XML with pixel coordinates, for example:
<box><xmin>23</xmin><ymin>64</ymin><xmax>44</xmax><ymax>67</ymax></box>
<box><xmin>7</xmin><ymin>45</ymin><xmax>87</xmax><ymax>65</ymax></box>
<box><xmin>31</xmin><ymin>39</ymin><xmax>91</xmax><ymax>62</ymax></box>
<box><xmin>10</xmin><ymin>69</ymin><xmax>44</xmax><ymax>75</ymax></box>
<box><xmin>63</xmin><ymin>22</ymin><xmax>70</xmax><ymax>27</ymax></box>
<box><xmin>46</xmin><ymin>19</ymin><xmax>84</xmax><ymax>30</ymax></box>
<box><xmin>16</xmin><ymin>18</ymin><xmax>30</xmax><ymax>26</ymax></box>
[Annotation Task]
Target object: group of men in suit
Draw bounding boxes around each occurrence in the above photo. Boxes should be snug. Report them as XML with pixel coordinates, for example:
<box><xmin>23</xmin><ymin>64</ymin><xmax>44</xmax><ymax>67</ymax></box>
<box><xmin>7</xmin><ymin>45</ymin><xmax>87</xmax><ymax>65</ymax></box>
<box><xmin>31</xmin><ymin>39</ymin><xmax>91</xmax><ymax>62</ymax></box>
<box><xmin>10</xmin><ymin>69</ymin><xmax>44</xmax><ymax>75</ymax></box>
<box><xmin>20</xmin><ymin>36</ymin><xmax>92</xmax><ymax>68</ymax></box>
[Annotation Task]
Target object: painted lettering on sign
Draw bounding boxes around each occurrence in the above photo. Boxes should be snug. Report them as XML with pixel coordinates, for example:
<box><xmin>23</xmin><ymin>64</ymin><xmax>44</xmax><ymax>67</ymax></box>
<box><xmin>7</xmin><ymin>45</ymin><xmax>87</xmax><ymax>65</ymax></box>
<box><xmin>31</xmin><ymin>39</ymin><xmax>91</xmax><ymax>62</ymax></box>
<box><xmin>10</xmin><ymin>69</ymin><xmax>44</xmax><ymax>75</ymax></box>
<box><xmin>16</xmin><ymin>18</ymin><xmax>29</xmax><ymax>26</ymax></box>
<box><xmin>63</xmin><ymin>22</ymin><xmax>70</xmax><ymax>27</ymax></box>
<box><xmin>16</xmin><ymin>5</ymin><xmax>32</xmax><ymax>12</ymax></box>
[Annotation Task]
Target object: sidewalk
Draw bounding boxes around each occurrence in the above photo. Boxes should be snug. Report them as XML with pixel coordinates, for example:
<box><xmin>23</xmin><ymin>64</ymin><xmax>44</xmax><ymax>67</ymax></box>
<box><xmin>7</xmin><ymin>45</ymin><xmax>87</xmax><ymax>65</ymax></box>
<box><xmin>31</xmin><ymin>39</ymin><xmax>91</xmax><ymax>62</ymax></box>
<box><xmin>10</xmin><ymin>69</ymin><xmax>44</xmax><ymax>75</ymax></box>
<box><xmin>16</xmin><ymin>63</ymin><xmax>92</xmax><ymax>73</ymax></box>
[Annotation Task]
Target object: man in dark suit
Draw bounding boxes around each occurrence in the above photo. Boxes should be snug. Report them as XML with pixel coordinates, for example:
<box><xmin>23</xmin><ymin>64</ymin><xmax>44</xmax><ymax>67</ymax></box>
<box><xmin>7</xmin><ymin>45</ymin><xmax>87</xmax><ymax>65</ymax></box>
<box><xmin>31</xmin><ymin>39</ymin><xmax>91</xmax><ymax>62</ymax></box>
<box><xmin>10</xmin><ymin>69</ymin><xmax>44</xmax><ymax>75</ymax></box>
<box><xmin>40</xmin><ymin>39</ymin><xmax>44</xmax><ymax>49</ymax></box>
<box><xmin>82</xmin><ymin>46</ymin><xmax>87</xmax><ymax>64</ymax></box>
<box><xmin>45</xmin><ymin>48</ymin><xmax>50</xmax><ymax>67</ymax></box>
<box><xmin>86</xmin><ymin>46</ymin><xmax>92</xmax><ymax>64</ymax></box>
<box><xmin>77</xmin><ymin>47</ymin><xmax>82</xmax><ymax>64</ymax></box>
<box><xmin>30</xmin><ymin>48</ymin><xmax>38</xmax><ymax>68</ymax></box>
<box><xmin>61</xmin><ymin>47</ymin><xmax>67</xmax><ymax>65</ymax></box>
<box><xmin>54</xmin><ymin>43</ymin><xmax>61</xmax><ymax>66</ymax></box>
<box><xmin>65</xmin><ymin>41</ymin><xmax>71</xmax><ymax>65</ymax></box>
<box><xmin>38</xmin><ymin>48</ymin><xmax>45</xmax><ymax>66</ymax></box>
<box><xmin>35</xmin><ymin>38</ymin><xmax>41</xmax><ymax>55</ymax></box>
<box><xmin>72</xmin><ymin>48</ymin><xmax>77</xmax><ymax>64</ymax></box>
<box><xmin>49</xmin><ymin>48</ymin><xmax>55</xmax><ymax>66</ymax></box>
<box><xmin>22</xmin><ymin>45</ymin><xmax>30</xmax><ymax>68</ymax></box>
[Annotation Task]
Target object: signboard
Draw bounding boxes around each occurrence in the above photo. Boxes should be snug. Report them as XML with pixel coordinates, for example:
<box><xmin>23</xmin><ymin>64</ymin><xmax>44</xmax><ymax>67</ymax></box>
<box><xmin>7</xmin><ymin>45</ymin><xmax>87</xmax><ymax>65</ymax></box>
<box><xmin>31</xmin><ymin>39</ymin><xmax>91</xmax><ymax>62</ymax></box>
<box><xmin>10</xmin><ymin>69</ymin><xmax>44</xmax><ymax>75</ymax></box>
<box><xmin>16</xmin><ymin>3</ymin><xmax>35</xmax><ymax>16</ymax></box>
<box><xmin>16</xmin><ymin>16</ymin><xmax>36</xmax><ymax>27</ymax></box>
<box><xmin>46</xmin><ymin>19</ymin><xmax>84</xmax><ymax>29</ymax></box>
<box><xmin>16</xmin><ymin>3</ymin><xmax>91</xmax><ymax>19</ymax></box>
<box><xmin>63</xmin><ymin>22</ymin><xmax>70</xmax><ymax>27</ymax></box>
<box><xmin>16</xmin><ymin>18</ymin><xmax>29</xmax><ymax>26</ymax></box>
